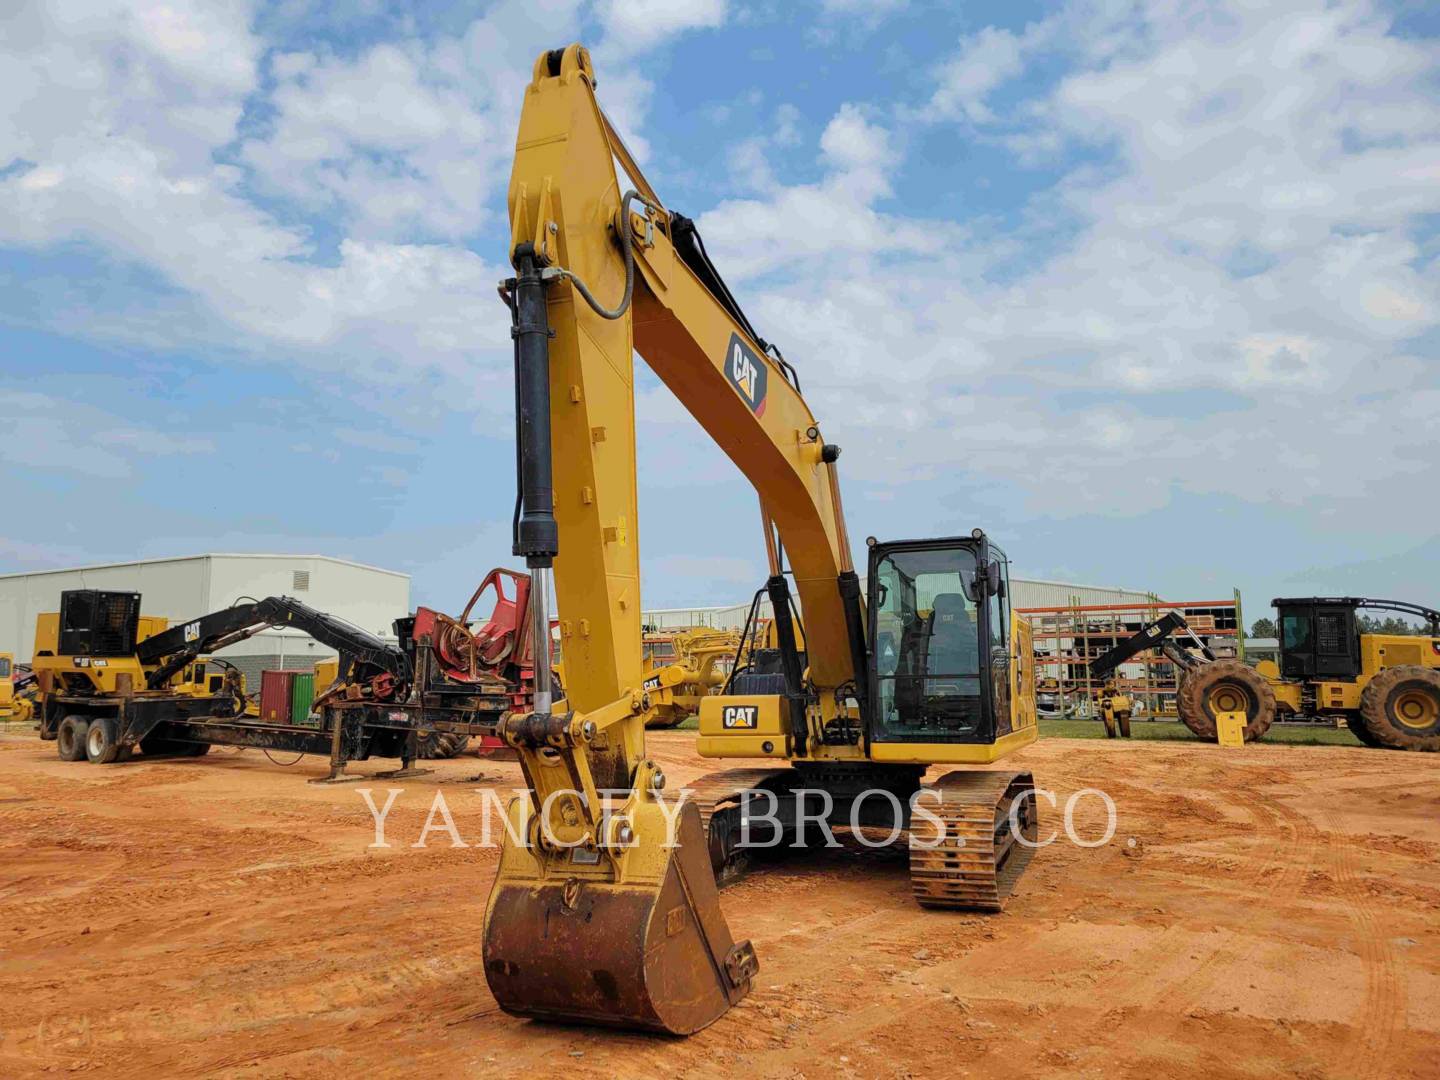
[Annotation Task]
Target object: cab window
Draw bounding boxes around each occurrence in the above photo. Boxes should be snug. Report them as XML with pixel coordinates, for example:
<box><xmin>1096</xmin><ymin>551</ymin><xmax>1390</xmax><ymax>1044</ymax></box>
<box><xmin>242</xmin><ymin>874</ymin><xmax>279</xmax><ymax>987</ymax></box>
<box><xmin>1281</xmin><ymin>613</ymin><xmax>1311</xmax><ymax>652</ymax></box>
<box><xmin>871</xmin><ymin>545</ymin><xmax>984</xmax><ymax>741</ymax></box>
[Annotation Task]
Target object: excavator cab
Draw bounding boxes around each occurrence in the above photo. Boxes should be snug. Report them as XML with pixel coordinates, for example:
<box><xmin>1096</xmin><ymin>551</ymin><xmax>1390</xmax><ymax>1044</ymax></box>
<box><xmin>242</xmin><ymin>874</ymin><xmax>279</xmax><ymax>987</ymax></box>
<box><xmin>868</xmin><ymin>535</ymin><xmax>1009</xmax><ymax>745</ymax></box>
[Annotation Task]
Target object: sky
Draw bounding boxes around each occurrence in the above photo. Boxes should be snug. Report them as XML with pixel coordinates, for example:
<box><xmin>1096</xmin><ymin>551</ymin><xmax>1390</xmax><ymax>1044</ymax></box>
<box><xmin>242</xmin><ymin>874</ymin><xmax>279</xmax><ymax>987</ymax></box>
<box><xmin>1</xmin><ymin>0</ymin><xmax>1437</xmax><ymax>620</ymax></box>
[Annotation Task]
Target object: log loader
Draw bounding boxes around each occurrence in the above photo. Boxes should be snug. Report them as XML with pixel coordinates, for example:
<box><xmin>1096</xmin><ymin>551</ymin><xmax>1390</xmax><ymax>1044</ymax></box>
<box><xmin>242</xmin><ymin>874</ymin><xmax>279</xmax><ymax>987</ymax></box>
<box><xmin>33</xmin><ymin>573</ymin><xmax>538</xmax><ymax>772</ymax></box>
<box><xmin>481</xmin><ymin>44</ymin><xmax>1039</xmax><ymax>1036</ymax></box>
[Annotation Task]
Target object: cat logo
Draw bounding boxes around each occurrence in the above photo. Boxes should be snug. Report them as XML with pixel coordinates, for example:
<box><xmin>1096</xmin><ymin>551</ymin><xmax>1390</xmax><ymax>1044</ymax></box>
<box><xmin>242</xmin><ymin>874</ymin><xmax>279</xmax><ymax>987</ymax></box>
<box><xmin>723</xmin><ymin>333</ymin><xmax>768</xmax><ymax>417</ymax></box>
<box><xmin>184</xmin><ymin>620</ymin><xmax>201</xmax><ymax>643</ymax></box>
<box><xmin>722</xmin><ymin>705</ymin><xmax>759</xmax><ymax>729</ymax></box>
<box><xmin>642</xmin><ymin>674</ymin><xmax>663</xmax><ymax>692</ymax></box>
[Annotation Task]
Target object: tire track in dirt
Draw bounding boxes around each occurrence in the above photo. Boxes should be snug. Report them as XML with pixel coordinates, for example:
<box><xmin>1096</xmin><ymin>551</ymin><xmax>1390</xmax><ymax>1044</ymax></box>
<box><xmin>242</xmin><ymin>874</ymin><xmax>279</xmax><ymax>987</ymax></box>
<box><xmin>1321</xmin><ymin>805</ymin><xmax>1405</xmax><ymax>1079</ymax></box>
<box><xmin>1130</xmin><ymin>787</ymin><xmax>1325</xmax><ymax>1052</ymax></box>
<box><xmin>1084</xmin><ymin>773</ymin><xmax>1303</xmax><ymax>1005</ymax></box>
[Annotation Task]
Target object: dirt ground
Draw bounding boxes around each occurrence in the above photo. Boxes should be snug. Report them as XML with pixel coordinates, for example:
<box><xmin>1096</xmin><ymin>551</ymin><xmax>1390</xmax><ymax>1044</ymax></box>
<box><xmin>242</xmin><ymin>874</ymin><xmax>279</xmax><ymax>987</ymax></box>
<box><xmin>0</xmin><ymin>728</ymin><xmax>1436</xmax><ymax>1079</ymax></box>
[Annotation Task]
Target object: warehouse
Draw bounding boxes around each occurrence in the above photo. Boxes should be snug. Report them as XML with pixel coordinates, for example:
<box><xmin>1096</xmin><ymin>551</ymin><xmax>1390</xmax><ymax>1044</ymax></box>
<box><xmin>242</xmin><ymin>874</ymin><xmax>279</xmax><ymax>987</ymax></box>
<box><xmin>0</xmin><ymin>554</ymin><xmax>409</xmax><ymax>690</ymax></box>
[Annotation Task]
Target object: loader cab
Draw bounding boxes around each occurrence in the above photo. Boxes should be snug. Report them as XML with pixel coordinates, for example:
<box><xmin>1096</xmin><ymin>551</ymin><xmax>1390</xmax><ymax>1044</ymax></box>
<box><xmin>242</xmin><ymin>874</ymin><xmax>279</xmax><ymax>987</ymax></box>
<box><xmin>1273</xmin><ymin>598</ymin><xmax>1362</xmax><ymax>681</ymax></box>
<box><xmin>866</xmin><ymin>532</ymin><xmax>1010</xmax><ymax>745</ymax></box>
<box><xmin>58</xmin><ymin>590</ymin><xmax>143</xmax><ymax>657</ymax></box>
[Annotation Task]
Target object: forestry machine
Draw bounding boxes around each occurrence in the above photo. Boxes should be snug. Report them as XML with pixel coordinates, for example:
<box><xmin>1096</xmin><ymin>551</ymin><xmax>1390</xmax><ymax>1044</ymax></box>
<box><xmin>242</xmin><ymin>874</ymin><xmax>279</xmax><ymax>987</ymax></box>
<box><xmin>481</xmin><ymin>44</ymin><xmax>1040</xmax><ymax>1036</ymax></box>
<box><xmin>1092</xmin><ymin>597</ymin><xmax>1440</xmax><ymax>750</ymax></box>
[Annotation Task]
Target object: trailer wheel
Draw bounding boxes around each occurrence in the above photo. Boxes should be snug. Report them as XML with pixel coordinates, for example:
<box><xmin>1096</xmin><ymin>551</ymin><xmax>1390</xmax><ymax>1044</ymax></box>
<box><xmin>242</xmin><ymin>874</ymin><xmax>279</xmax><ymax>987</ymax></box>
<box><xmin>1358</xmin><ymin>667</ymin><xmax>1440</xmax><ymax>752</ymax></box>
<box><xmin>84</xmin><ymin>717</ymin><xmax>123</xmax><ymax>764</ymax></box>
<box><xmin>1177</xmin><ymin>661</ymin><xmax>1275</xmax><ymax>742</ymax></box>
<box><xmin>57</xmin><ymin>716</ymin><xmax>89</xmax><ymax>761</ymax></box>
<box><xmin>140</xmin><ymin>733</ymin><xmax>182</xmax><ymax>756</ymax></box>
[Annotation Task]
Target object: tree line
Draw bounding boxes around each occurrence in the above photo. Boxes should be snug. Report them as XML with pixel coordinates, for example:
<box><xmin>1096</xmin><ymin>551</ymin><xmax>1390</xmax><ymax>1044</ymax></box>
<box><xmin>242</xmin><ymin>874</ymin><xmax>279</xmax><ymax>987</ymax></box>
<box><xmin>1249</xmin><ymin>615</ymin><xmax>1425</xmax><ymax>638</ymax></box>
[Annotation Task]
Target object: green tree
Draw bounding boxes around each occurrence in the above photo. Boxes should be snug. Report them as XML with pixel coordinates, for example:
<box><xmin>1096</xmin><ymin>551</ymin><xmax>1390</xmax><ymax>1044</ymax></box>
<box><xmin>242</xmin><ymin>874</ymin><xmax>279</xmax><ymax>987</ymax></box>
<box><xmin>1249</xmin><ymin>617</ymin><xmax>1276</xmax><ymax>638</ymax></box>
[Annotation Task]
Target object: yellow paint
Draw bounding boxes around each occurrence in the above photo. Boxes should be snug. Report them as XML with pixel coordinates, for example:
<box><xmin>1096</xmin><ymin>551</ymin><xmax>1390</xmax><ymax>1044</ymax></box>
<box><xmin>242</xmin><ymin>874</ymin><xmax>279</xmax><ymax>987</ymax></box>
<box><xmin>1216</xmin><ymin>710</ymin><xmax>1247</xmax><ymax>747</ymax></box>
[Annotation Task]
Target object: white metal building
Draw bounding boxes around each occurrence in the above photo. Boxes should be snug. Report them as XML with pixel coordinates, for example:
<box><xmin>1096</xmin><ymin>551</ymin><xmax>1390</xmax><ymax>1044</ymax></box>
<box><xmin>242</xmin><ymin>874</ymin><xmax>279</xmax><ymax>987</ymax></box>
<box><xmin>0</xmin><ymin>554</ymin><xmax>410</xmax><ymax>689</ymax></box>
<box><xmin>643</xmin><ymin>577</ymin><xmax>1156</xmax><ymax>631</ymax></box>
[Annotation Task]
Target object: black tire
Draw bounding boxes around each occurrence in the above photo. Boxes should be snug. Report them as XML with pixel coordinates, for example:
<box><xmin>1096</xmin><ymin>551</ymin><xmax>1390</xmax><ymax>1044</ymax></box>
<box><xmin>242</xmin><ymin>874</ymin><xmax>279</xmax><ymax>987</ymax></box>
<box><xmin>84</xmin><ymin>717</ymin><xmax>123</xmax><ymax>764</ymax></box>
<box><xmin>1118</xmin><ymin>712</ymin><xmax>1132</xmax><ymax>738</ymax></box>
<box><xmin>1358</xmin><ymin>666</ymin><xmax>1440</xmax><ymax>752</ymax></box>
<box><xmin>1101</xmin><ymin>711</ymin><xmax>1118</xmax><ymax>738</ymax></box>
<box><xmin>140</xmin><ymin>732</ymin><xmax>183</xmax><ymax>757</ymax></box>
<box><xmin>416</xmin><ymin>731</ymin><xmax>467</xmax><ymax>759</ymax></box>
<box><xmin>1177</xmin><ymin>661</ymin><xmax>1276</xmax><ymax>742</ymax></box>
<box><xmin>140</xmin><ymin>732</ymin><xmax>210</xmax><ymax>757</ymax></box>
<box><xmin>57</xmin><ymin>716</ymin><xmax>89</xmax><ymax>761</ymax></box>
<box><xmin>1345</xmin><ymin>715</ymin><xmax>1386</xmax><ymax>748</ymax></box>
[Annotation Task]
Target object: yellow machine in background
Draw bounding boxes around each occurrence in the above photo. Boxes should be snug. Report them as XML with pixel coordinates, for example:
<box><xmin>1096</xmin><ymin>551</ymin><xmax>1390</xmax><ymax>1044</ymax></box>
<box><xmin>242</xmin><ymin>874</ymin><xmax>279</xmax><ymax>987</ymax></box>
<box><xmin>481</xmin><ymin>44</ymin><xmax>1039</xmax><ymax>1036</ymax></box>
<box><xmin>1093</xmin><ymin>597</ymin><xmax>1440</xmax><ymax>750</ymax></box>
<box><xmin>640</xmin><ymin>627</ymin><xmax>741</xmax><ymax>728</ymax></box>
<box><xmin>0</xmin><ymin>652</ymin><xmax>33</xmax><ymax>722</ymax></box>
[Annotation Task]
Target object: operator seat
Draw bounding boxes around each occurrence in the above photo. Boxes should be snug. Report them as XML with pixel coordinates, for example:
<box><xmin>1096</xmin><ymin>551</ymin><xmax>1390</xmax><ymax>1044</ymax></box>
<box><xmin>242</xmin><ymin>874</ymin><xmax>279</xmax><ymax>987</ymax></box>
<box><xmin>927</xmin><ymin>594</ymin><xmax>979</xmax><ymax>696</ymax></box>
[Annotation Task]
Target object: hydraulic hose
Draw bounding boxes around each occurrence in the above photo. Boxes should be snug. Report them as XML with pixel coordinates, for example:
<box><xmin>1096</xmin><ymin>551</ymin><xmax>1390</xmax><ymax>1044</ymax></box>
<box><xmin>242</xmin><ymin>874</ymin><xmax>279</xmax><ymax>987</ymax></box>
<box><xmin>546</xmin><ymin>190</ymin><xmax>659</xmax><ymax>321</ymax></box>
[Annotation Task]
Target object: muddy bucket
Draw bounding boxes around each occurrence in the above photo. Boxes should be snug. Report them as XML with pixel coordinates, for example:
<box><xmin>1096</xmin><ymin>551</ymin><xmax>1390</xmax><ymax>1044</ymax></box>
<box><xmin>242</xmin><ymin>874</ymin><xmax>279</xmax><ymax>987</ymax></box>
<box><xmin>482</xmin><ymin>800</ymin><xmax>757</xmax><ymax>1034</ymax></box>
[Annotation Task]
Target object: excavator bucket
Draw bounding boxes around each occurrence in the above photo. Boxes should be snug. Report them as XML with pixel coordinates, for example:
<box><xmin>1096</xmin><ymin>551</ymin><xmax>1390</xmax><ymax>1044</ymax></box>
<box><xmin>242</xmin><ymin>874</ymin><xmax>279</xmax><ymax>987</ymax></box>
<box><xmin>482</xmin><ymin>799</ymin><xmax>757</xmax><ymax>1034</ymax></box>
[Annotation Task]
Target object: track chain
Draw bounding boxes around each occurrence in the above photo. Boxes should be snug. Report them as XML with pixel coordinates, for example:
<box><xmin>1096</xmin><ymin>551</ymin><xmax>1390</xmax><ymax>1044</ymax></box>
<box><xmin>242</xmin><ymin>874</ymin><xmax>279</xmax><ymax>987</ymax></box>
<box><xmin>908</xmin><ymin>770</ymin><xmax>1036</xmax><ymax>911</ymax></box>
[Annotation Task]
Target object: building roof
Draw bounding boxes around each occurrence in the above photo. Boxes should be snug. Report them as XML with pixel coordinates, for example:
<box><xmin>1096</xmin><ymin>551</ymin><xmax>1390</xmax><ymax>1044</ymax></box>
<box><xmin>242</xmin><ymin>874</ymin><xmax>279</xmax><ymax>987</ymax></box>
<box><xmin>0</xmin><ymin>553</ymin><xmax>409</xmax><ymax>581</ymax></box>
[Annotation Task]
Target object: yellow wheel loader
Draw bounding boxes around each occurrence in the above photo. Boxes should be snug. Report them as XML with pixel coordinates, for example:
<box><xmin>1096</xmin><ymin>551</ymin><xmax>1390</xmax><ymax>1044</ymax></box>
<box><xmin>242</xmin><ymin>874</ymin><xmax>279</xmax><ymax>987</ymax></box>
<box><xmin>481</xmin><ymin>44</ymin><xmax>1040</xmax><ymax>1036</ymax></box>
<box><xmin>640</xmin><ymin>627</ymin><xmax>741</xmax><ymax>728</ymax></box>
<box><xmin>1091</xmin><ymin>598</ymin><xmax>1440</xmax><ymax>749</ymax></box>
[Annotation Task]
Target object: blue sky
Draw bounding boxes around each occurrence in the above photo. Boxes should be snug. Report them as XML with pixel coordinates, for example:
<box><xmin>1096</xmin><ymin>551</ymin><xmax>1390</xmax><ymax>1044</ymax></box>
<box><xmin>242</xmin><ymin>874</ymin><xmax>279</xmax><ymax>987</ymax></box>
<box><xmin>1</xmin><ymin>0</ymin><xmax>1437</xmax><ymax>620</ymax></box>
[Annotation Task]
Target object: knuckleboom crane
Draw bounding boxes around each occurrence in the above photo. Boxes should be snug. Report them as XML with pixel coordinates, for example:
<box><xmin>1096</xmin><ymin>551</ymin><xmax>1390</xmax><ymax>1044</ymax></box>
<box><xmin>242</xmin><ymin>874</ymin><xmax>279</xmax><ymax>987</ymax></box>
<box><xmin>482</xmin><ymin>45</ymin><xmax>1041</xmax><ymax>1035</ymax></box>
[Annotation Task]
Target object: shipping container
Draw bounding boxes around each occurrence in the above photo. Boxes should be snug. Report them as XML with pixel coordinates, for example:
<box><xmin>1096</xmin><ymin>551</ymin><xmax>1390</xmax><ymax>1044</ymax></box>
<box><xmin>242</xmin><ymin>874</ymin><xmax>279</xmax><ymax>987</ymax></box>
<box><xmin>259</xmin><ymin>670</ymin><xmax>295</xmax><ymax>723</ymax></box>
<box><xmin>289</xmin><ymin>672</ymin><xmax>315</xmax><ymax>725</ymax></box>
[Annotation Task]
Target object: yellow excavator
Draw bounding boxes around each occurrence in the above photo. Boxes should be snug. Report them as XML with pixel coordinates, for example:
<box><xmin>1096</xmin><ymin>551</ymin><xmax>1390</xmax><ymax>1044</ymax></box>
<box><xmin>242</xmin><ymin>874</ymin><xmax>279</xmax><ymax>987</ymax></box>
<box><xmin>482</xmin><ymin>44</ymin><xmax>1039</xmax><ymax>1035</ymax></box>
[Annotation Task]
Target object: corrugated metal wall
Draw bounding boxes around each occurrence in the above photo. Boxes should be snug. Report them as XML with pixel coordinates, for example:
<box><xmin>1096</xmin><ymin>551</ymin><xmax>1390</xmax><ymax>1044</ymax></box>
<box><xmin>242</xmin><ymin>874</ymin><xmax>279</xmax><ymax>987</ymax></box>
<box><xmin>642</xmin><ymin>578</ymin><xmax>1155</xmax><ymax>631</ymax></box>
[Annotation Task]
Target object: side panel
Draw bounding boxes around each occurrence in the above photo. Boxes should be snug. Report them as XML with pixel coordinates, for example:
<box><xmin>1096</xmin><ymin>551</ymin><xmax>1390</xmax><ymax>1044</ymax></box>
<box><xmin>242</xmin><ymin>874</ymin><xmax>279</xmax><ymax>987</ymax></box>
<box><xmin>868</xmin><ymin>725</ymin><xmax>1037</xmax><ymax>765</ymax></box>
<box><xmin>1364</xmin><ymin>633</ymin><xmax>1440</xmax><ymax>674</ymax></box>
<box><xmin>1010</xmin><ymin>612</ymin><xmax>1038</xmax><ymax>736</ymax></box>
<box><xmin>696</xmin><ymin>695</ymin><xmax>788</xmax><ymax>758</ymax></box>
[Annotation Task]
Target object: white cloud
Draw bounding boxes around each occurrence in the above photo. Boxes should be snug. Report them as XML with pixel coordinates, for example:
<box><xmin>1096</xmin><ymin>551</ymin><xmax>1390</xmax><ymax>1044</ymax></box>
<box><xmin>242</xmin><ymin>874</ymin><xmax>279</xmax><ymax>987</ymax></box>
<box><xmin>927</xmin><ymin>25</ymin><xmax>1030</xmax><ymax>123</ymax></box>
<box><xmin>595</xmin><ymin>0</ymin><xmax>726</xmax><ymax>52</ymax></box>
<box><xmin>679</xmin><ymin>0</ymin><xmax>1440</xmax><ymax>545</ymax></box>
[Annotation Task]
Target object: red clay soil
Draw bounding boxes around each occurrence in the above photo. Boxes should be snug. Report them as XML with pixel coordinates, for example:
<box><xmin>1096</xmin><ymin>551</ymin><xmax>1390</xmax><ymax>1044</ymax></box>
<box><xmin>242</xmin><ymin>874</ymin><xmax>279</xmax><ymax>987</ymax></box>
<box><xmin>0</xmin><ymin>729</ymin><xmax>1436</xmax><ymax>1078</ymax></box>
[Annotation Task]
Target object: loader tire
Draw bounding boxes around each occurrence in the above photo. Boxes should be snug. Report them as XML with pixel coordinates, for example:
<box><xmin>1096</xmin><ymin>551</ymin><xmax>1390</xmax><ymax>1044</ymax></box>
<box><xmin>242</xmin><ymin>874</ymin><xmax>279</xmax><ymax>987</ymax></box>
<box><xmin>1177</xmin><ymin>661</ymin><xmax>1275</xmax><ymax>742</ymax></box>
<box><xmin>1358</xmin><ymin>666</ymin><xmax>1440</xmax><ymax>752</ymax></box>
<box><xmin>417</xmin><ymin>731</ymin><xmax>468</xmax><ymax>759</ymax></box>
<box><xmin>1117</xmin><ymin>712</ymin><xmax>1132</xmax><ymax>739</ymax></box>
<box><xmin>1344</xmin><ymin>715</ymin><xmax>1385</xmax><ymax>748</ymax></box>
<box><xmin>84</xmin><ymin>717</ymin><xmax>123</xmax><ymax>764</ymax></box>
<box><xmin>57</xmin><ymin>716</ymin><xmax>89</xmax><ymax>761</ymax></box>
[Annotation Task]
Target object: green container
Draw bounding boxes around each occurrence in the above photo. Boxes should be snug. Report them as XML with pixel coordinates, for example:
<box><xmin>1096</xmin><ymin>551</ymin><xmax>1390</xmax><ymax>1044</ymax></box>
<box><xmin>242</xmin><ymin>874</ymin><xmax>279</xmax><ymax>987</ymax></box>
<box><xmin>290</xmin><ymin>672</ymin><xmax>315</xmax><ymax>725</ymax></box>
